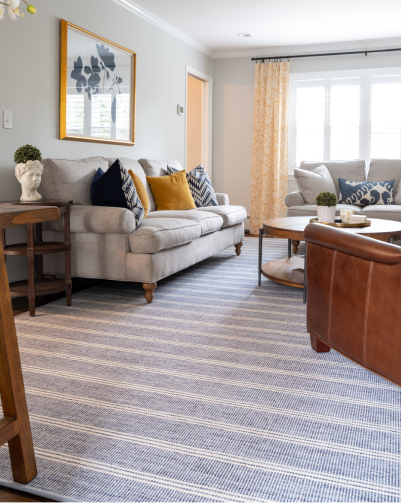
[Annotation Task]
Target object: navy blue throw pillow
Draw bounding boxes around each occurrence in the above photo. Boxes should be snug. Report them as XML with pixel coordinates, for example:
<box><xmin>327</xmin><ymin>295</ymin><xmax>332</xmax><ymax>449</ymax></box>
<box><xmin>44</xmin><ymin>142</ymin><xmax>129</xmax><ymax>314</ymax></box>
<box><xmin>338</xmin><ymin>179</ymin><xmax>395</xmax><ymax>206</ymax></box>
<box><xmin>91</xmin><ymin>159</ymin><xmax>144</xmax><ymax>227</ymax></box>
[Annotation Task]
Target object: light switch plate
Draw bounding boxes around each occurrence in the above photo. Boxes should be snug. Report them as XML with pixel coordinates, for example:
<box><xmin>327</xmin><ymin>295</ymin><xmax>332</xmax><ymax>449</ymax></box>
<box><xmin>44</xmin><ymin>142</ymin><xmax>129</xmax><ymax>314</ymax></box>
<box><xmin>177</xmin><ymin>104</ymin><xmax>184</xmax><ymax>115</ymax></box>
<box><xmin>3</xmin><ymin>111</ymin><xmax>12</xmax><ymax>129</ymax></box>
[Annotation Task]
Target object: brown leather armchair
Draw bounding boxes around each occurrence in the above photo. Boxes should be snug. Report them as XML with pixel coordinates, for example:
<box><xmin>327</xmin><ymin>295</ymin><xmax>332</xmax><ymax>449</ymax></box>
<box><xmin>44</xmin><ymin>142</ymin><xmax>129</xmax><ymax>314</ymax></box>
<box><xmin>304</xmin><ymin>223</ymin><xmax>401</xmax><ymax>386</ymax></box>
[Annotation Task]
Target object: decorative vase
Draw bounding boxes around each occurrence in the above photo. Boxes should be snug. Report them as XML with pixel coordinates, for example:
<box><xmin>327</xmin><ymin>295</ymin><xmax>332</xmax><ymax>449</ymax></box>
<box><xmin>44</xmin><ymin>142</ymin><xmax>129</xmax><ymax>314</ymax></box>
<box><xmin>317</xmin><ymin>205</ymin><xmax>336</xmax><ymax>223</ymax></box>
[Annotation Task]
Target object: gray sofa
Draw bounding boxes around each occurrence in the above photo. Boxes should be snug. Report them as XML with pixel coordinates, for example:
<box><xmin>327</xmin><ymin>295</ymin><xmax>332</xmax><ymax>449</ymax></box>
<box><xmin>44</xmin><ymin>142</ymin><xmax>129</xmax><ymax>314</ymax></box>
<box><xmin>286</xmin><ymin>158</ymin><xmax>401</xmax><ymax>222</ymax></box>
<box><xmin>40</xmin><ymin>156</ymin><xmax>246</xmax><ymax>303</ymax></box>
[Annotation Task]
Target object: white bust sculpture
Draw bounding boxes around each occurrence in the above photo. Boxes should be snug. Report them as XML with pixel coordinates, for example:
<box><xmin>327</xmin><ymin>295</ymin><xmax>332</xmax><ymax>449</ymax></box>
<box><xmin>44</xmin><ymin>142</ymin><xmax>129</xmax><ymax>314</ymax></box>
<box><xmin>15</xmin><ymin>160</ymin><xmax>44</xmax><ymax>201</ymax></box>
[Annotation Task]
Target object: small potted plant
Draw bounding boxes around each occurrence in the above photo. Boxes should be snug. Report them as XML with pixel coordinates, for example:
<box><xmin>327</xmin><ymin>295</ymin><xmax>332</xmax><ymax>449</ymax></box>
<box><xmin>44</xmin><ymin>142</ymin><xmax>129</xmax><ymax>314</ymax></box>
<box><xmin>316</xmin><ymin>191</ymin><xmax>338</xmax><ymax>223</ymax></box>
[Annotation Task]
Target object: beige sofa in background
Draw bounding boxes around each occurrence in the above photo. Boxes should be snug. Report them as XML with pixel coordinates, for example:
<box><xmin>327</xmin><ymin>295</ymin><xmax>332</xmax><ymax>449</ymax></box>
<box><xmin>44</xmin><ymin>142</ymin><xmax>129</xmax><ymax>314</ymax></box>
<box><xmin>40</xmin><ymin>156</ymin><xmax>247</xmax><ymax>303</ymax></box>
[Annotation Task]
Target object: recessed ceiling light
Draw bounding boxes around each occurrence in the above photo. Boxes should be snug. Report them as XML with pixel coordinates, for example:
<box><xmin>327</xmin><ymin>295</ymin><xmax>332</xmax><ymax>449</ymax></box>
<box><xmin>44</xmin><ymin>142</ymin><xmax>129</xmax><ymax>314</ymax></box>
<box><xmin>237</xmin><ymin>33</ymin><xmax>251</xmax><ymax>37</ymax></box>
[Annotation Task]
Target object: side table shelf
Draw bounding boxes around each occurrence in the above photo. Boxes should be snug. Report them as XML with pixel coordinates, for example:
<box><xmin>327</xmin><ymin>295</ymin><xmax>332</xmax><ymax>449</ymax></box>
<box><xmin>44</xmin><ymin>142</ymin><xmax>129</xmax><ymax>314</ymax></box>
<box><xmin>0</xmin><ymin>200</ymin><xmax>73</xmax><ymax>316</ymax></box>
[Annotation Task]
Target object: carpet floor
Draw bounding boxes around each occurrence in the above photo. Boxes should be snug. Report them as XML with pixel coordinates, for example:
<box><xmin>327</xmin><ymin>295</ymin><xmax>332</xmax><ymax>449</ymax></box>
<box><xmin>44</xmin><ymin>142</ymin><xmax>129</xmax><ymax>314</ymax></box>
<box><xmin>0</xmin><ymin>237</ymin><xmax>400</xmax><ymax>502</ymax></box>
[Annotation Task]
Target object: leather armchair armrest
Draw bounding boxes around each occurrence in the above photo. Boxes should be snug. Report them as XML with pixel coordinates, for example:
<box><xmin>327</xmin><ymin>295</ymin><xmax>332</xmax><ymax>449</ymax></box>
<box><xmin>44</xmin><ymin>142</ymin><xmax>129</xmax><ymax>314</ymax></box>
<box><xmin>285</xmin><ymin>191</ymin><xmax>305</xmax><ymax>207</ymax></box>
<box><xmin>304</xmin><ymin>223</ymin><xmax>401</xmax><ymax>264</ymax></box>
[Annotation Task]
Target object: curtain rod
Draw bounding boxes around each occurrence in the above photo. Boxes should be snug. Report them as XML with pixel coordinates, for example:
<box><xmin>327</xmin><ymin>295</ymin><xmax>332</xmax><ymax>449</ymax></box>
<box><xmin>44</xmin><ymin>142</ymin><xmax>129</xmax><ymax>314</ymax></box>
<box><xmin>252</xmin><ymin>47</ymin><xmax>401</xmax><ymax>62</ymax></box>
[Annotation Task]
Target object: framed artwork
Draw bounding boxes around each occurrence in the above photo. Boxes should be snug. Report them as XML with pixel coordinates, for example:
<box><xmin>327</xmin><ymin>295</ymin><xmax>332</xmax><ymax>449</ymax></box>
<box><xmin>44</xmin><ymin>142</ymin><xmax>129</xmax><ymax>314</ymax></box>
<box><xmin>60</xmin><ymin>20</ymin><xmax>136</xmax><ymax>146</ymax></box>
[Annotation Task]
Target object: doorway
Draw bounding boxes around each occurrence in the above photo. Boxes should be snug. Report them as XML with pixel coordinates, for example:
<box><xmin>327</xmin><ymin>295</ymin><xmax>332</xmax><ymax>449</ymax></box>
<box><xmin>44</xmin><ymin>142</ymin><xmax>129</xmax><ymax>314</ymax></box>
<box><xmin>185</xmin><ymin>66</ymin><xmax>212</xmax><ymax>179</ymax></box>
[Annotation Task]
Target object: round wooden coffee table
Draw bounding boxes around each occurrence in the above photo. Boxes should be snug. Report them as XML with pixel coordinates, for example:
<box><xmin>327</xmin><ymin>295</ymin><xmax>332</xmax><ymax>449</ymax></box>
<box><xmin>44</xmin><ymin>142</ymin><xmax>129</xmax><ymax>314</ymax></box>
<box><xmin>258</xmin><ymin>216</ymin><xmax>401</xmax><ymax>302</ymax></box>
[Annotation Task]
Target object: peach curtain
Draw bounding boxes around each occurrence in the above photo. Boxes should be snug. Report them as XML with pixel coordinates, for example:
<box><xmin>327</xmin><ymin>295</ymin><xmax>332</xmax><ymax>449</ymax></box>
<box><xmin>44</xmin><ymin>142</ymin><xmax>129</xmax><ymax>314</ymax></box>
<box><xmin>250</xmin><ymin>62</ymin><xmax>290</xmax><ymax>235</ymax></box>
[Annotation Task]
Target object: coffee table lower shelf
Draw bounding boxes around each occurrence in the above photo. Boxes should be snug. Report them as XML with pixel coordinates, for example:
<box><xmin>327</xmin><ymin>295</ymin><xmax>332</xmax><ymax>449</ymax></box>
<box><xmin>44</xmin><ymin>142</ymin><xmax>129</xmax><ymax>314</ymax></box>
<box><xmin>261</xmin><ymin>259</ymin><xmax>304</xmax><ymax>288</ymax></box>
<box><xmin>9</xmin><ymin>277</ymin><xmax>70</xmax><ymax>297</ymax></box>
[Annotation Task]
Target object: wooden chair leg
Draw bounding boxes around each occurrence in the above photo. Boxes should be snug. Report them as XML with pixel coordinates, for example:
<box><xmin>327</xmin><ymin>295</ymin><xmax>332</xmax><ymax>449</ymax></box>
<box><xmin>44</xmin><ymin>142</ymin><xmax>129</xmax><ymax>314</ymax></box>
<box><xmin>143</xmin><ymin>283</ymin><xmax>157</xmax><ymax>304</ymax></box>
<box><xmin>235</xmin><ymin>242</ymin><xmax>243</xmax><ymax>256</ymax></box>
<box><xmin>310</xmin><ymin>333</ymin><xmax>331</xmax><ymax>353</ymax></box>
<box><xmin>292</xmin><ymin>240</ymin><xmax>300</xmax><ymax>254</ymax></box>
<box><xmin>0</xmin><ymin>239</ymin><xmax>37</xmax><ymax>483</ymax></box>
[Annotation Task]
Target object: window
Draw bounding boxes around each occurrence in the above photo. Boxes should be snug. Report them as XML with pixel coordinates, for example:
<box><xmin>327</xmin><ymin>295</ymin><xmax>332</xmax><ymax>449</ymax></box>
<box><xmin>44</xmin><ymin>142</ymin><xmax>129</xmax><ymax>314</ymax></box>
<box><xmin>289</xmin><ymin>69</ymin><xmax>401</xmax><ymax>173</ymax></box>
<box><xmin>66</xmin><ymin>95</ymin><xmax>84</xmax><ymax>135</ymax></box>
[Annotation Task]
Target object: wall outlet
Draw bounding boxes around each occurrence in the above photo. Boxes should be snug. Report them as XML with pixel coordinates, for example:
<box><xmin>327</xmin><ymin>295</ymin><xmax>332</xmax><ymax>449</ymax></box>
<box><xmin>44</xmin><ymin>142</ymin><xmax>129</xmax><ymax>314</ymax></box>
<box><xmin>3</xmin><ymin>111</ymin><xmax>12</xmax><ymax>129</ymax></box>
<box><xmin>177</xmin><ymin>104</ymin><xmax>184</xmax><ymax>115</ymax></box>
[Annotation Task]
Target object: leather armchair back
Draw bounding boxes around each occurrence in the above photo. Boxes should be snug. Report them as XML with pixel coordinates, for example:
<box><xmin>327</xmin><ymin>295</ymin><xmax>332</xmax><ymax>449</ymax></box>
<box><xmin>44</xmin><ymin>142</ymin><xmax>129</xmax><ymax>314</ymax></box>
<box><xmin>304</xmin><ymin>223</ymin><xmax>401</xmax><ymax>386</ymax></box>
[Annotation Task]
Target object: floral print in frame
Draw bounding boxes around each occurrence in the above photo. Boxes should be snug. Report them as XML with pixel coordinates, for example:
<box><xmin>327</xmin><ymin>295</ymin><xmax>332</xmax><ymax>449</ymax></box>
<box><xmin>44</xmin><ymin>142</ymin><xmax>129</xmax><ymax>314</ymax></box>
<box><xmin>60</xmin><ymin>20</ymin><xmax>136</xmax><ymax>146</ymax></box>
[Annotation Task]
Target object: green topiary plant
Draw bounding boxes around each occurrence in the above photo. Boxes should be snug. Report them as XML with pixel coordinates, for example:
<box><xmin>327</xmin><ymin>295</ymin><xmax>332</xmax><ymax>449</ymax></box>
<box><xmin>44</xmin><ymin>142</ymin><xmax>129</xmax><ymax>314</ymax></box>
<box><xmin>316</xmin><ymin>191</ymin><xmax>338</xmax><ymax>207</ymax></box>
<box><xmin>14</xmin><ymin>144</ymin><xmax>42</xmax><ymax>164</ymax></box>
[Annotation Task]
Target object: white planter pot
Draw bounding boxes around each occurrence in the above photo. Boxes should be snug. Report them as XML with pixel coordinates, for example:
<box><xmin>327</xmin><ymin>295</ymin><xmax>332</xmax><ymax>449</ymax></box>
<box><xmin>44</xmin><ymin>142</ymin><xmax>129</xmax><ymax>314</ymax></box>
<box><xmin>317</xmin><ymin>205</ymin><xmax>336</xmax><ymax>223</ymax></box>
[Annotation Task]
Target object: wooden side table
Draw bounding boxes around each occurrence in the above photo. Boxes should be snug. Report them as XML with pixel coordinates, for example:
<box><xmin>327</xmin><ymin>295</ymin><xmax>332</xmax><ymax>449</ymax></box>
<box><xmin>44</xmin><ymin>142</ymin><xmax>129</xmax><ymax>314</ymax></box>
<box><xmin>0</xmin><ymin>200</ymin><xmax>73</xmax><ymax>316</ymax></box>
<box><xmin>0</xmin><ymin>204</ymin><xmax>60</xmax><ymax>484</ymax></box>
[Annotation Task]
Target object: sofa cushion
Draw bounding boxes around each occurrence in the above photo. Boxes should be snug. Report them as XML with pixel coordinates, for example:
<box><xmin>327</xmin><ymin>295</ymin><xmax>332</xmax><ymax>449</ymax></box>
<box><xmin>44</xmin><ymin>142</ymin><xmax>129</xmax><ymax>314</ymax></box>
<box><xmin>167</xmin><ymin>165</ymin><xmax>218</xmax><ymax>207</ymax></box>
<box><xmin>43</xmin><ymin>205</ymin><xmax>137</xmax><ymax>234</ymax></box>
<box><xmin>146</xmin><ymin>209</ymin><xmax>223</xmax><ymax>235</ymax></box>
<box><xmin>368</xmin><ymin>159</ymin><xmax>401</xmax><ymax>205</ymax></box>
<box><xmin>286</xmin><ymin>203</ymin><xmax>363</xmax><ymax>217</ymax></box>
<box><xmin>294</xmin><ymin>165</ymin><xmax>337</xmax><ymax>204</ymax></box>
<box><xmin>197</xmin><ymin>205</ymin><xmax>247</xmax><ymax>228</ymax></box>
<box><xmin>129</xmin><ymin>218</ymin><xmax>201</xmax><ymax>254</ymax></box>
<box><xmin>41</xmin><ymin>156</ymin><xmax>108</xmax><ymax>205</ymax></box>
<box><xmin>338</xmin><ymin>179</ymin><xmax>395</xmax><ymax>206</ymax></box>
<box><xmin>146</xmin><ymin>171</ymin><xmax>197</xmax><ymax>211</ymax></box>
<box><xmin>300</xmin><ymin>160</ymin><xmax>366</xmax><ymax>197</ymax></box>
<box><xmin>91</xmin><ymin>160</ymin><xmax>145</xmax><ymax>228</ymax></box>
<box><xmin>361</xmin><ymin>205</ymin><xmax>401</xmax><ymax>221</ymax></box>
<box><xmin>138</xmin><ymin>159</ymin><xmax>184</xmax><ymax>177</ymax></box>
<box><xmin>110</xmin><ymin>157</ymin><xmax>156</xmax><ymax>212</ymax></box>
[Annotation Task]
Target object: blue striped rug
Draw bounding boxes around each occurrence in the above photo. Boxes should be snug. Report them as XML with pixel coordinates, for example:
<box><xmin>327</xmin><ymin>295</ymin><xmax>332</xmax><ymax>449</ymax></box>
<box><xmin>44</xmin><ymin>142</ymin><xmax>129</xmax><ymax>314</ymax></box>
<box><xmin>1</xmin><ymin>237</ymin><xmax>400</xmax><ymax>502</ymax></box>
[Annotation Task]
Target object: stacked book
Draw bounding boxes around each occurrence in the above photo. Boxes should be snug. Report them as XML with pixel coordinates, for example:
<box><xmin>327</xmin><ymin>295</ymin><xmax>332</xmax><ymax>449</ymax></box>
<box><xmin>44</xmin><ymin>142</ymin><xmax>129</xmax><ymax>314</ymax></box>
<box><xmin>349</xmin><ymin>214</ymin><xmax>367</xmax><ymax>224</ymax></box>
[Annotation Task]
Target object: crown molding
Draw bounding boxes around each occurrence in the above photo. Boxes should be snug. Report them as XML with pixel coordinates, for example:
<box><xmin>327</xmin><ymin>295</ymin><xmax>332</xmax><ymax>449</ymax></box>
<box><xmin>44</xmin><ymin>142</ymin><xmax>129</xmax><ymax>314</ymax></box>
<box><xmin>213</xmin><ymin>36</ymin><xmax>401</xmax><ymax>59</ymax></box>
<box><xmin>113</xmin><ymin>0</ymin><xmax>214</xmax><ymax>58</ymax></box>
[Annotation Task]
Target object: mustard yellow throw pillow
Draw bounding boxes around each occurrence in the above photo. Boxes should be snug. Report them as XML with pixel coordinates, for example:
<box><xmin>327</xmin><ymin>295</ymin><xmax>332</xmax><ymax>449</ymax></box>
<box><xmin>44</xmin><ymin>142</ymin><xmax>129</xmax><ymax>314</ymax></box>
<box><xmin>128</xmin><ymin>169</ymin><xmax>149</xmax><ymax>217</ymax></box>
<box><xmin>146</xmin><ymin>170</ymin><xmax>196</xmax><ymax>211</ymax></box>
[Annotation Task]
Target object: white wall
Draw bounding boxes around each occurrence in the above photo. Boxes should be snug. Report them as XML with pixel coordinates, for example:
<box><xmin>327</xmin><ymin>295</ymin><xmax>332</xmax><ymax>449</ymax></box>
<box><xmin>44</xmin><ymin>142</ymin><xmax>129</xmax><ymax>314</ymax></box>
<box><xmin>212</xmin><ymin>50</ymin><xmax>401</xmax><ymax>222</ymax></box>
<box><xmin>0</xmin><ymin>0</ymin><xmax>212</xmax><ymax>281</ymax></box>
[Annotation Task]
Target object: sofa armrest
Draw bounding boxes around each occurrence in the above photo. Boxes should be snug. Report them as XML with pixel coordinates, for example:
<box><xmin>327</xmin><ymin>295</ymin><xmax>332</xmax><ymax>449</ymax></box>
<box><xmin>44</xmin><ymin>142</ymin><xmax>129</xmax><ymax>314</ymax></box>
<box><xmin>43</xmin><ymin>205</ymin><xmax>136</xmax><ymax>234</ymax></box>
<box><xmin>285</xmin><ymin>191</ymin><xmax>305</xmax><ymax>207</ymax></box>
<box><xmin>216</xmin><ymin>193</ymin><xmax>229</xmax><ymax>205</ymax></box>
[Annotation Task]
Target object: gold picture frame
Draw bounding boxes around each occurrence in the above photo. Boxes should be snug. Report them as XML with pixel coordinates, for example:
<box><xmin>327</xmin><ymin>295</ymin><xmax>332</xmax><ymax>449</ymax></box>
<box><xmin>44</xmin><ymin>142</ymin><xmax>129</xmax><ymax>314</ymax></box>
<box><xmin>60</xmin><ymin>19</ymin><xmax>136</xmax><ymax>146</ymax></box>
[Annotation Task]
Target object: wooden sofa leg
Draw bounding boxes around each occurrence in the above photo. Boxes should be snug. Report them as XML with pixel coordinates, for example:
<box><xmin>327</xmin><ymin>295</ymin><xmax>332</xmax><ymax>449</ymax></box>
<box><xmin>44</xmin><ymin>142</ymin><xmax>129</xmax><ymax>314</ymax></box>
<box><xmin>310</xmin><ymin>333</ymin><xmax>330</xmax><ymax>353</ymax></box>
<box><xmin>143</xmin><ymin>282</ymin><xmax>157</xmax><ymax>304</ymax></box>
<box><xmin>235</xmin><ymin>242</ymin><xmax>243</xmax><ymax>256</ymax></box>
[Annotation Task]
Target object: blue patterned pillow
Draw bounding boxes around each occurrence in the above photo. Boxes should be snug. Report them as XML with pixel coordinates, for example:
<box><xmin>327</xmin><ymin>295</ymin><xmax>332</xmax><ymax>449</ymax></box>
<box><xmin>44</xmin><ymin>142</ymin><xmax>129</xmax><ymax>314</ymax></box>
<box><xmin>338</xmin><ymin>179</ymin><xmax>395</xmax><ymax>206</ymax></box>
<box><xmin>91</xmin><ymin>159</ymin><xmax>145</xmax><ymax>227</ymax></box>
<box><xmin>167</xmin><ymin>165</ymin><xmax>218</xmax><ymax>207</ymax></box>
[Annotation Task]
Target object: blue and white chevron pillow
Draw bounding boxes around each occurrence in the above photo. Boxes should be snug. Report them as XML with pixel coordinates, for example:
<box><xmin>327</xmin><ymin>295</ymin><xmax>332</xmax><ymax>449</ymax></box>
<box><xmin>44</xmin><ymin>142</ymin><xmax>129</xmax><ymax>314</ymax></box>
<box><xmin>167</xmin><ymin>165</ymin><xmax>218</xmax><ymax>207</ymax></box>
<box><xmin>118</xmin><ymin>160</ymin><xmax>145</xmax><ymax>226</ymax></box>
<box><xmin>338</xmin><ymin>178</ymin><xmax>395</xmax><ymax>206</ymax></box>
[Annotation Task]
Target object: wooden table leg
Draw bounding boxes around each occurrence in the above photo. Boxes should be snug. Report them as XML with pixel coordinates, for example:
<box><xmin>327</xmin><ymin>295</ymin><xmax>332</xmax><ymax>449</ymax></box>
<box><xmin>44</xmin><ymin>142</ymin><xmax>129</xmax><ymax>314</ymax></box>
<box><xmin>0</xmin><ymin>238</ymin><xmax>37</xmax><ymax>483</ymax></box>
<box><xmin>35</xmin><ymin>223</ymin><xmax>43</xmax><ymax>282</ymax></box>
<box><xmin>64</xmin><ymin>211</ymin><xmax>72</xmax><ymax>307</ymax></box>
<box><xmin>27</xmin><ymin>224</ymin><xmax>36</xmax><ymax>317</ymax></box>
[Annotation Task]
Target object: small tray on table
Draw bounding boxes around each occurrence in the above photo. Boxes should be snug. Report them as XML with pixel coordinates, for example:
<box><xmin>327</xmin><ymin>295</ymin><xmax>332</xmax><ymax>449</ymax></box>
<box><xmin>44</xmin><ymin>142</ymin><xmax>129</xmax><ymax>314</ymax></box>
<box><xmin>309</xmin><ymin>218</ymin><xmax>371</xmax><ymax>228</ymax></box>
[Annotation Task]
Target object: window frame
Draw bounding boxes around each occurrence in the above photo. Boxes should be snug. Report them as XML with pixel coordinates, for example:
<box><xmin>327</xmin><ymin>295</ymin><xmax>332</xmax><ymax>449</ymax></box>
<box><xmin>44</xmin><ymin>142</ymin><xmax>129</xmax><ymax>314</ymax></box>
<box><xmin>288</xmin><ymin>66</ymin><xmax>401</xmax><ymax>176</ymax></box>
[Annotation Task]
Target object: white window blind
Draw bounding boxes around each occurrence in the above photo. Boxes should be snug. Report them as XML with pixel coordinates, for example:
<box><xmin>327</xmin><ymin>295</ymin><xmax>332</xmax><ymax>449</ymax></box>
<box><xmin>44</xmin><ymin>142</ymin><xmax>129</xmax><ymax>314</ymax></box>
<box><xmin>289</xmin><ymin>69</ymin><xmax>401</xmax><ymax>173</ymax></box>
<box><xmin>66</xmin><ymin>94</ymin><xmax>84</xmax><ymax>135</ymax></box>
<box><xmin>91</xmin><ymin>94</ymin><xmax>111</xmax><ymax>138</ymax></box>
<box><xmin>116</xmin><ymin>93</ymin><xmax>130</xmax><ymax>141</ymax></box>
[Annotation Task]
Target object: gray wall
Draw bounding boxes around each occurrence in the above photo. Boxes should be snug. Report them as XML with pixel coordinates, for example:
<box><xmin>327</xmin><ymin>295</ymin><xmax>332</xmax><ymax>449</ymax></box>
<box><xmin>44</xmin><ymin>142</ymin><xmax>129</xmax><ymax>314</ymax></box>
<box><xmin>212</xmin><ymin>51</ymin><xmax>401</xmax><ymax>221</ymax></box>
<box><xmin>0</xmin><ymin>0</ymin><xmax>212</xmax><ymax>281</ymax></box>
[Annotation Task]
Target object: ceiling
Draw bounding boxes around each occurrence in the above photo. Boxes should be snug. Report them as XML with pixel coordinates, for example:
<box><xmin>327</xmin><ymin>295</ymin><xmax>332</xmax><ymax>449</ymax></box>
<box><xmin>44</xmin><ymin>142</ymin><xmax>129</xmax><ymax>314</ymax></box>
<box><xmin>115</xmin><ymin>0</ymin><xmax>401</xmax><ymax>57</ymax></box>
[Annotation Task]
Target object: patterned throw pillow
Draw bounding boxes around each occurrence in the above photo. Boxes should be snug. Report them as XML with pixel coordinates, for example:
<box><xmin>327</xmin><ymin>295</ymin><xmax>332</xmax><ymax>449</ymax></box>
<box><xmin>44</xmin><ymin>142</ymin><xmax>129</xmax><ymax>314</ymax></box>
<box><xmin>91</xmin><ymin>159</ymin><xmax>145</xmax><ymax>227</ymax></box>
<box><xmin>338</xmin><ymin>179</ymin><xmax>395</xmax><ymax>206</ymax></box>
<box><xmin>167</xmin><ymin>165</ymin><xmax>218</xmax><ymax>207</ymax></box>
